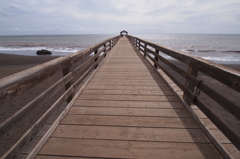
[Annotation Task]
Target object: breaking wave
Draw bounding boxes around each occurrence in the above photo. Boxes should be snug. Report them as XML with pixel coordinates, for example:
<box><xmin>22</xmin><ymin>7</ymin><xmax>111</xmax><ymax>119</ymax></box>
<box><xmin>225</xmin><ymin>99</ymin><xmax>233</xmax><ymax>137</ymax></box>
<box><xmin>0</xmin><ymin>46</ymin><xmax>81</xmax><ymax>53</ymax></box>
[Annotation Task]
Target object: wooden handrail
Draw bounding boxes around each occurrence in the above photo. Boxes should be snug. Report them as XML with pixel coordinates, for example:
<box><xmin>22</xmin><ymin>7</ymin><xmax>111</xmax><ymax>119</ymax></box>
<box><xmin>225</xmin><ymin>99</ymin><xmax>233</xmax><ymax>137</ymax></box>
<box><xmin>0</xmin><ymin>35</ymin><xmax>120</xmax><ymax>158</ymax></box>
<box><xmin>127</xmin><ymin>35</ymin><xmax>240</xmax><ymax>150</ymax></box>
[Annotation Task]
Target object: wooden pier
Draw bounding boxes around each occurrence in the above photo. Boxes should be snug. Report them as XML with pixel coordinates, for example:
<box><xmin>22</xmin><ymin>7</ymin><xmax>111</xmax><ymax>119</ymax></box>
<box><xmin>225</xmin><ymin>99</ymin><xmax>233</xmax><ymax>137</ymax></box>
<box><xmin>33</xmin><ymin>37</ymin><xmax>221</xmax><ymax>158</ymax></box>
<box><xmin>1</xmin><ymin>35</ymin><xmax>240</xmax><ymax>158</ymax></box>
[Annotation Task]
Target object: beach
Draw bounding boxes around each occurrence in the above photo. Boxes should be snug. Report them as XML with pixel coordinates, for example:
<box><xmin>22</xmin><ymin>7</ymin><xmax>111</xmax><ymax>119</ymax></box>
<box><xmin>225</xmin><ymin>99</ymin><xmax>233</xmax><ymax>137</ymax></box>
<box><xmin>0</xmin><ymin>53</ymin><xmax>60</xmax><ymax>79</ymax></box>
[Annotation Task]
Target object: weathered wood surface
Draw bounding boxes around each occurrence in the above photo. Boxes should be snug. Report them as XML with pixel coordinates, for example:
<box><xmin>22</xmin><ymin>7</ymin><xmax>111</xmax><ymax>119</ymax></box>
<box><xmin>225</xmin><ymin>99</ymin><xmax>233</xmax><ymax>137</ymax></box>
<box><xmin>36</xmin><ymin>37</ymin><xmax>222</xmax><ymax>158</ymax></box>
<box><xmin>0</xmin><ymin>36</ymin><xmax>119</xmax><ymax>158</ymax></box>
<box><xmin>157</xmin><ymin>67</ymin><xmax>240</xmax><ymax>158</ymax></box>
<box><xmin>128</xmin><ymin>35</ymin><xmax>240</xmax><ymax>151</ymax></box>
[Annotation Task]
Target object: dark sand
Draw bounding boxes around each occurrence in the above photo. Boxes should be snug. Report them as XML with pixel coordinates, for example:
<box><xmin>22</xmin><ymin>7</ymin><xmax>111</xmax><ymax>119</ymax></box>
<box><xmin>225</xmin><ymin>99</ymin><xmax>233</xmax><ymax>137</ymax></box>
<box><xmin>0</xmin><ymin>53</ymin><xmax>60</xmax><ymax>79</ymax></box>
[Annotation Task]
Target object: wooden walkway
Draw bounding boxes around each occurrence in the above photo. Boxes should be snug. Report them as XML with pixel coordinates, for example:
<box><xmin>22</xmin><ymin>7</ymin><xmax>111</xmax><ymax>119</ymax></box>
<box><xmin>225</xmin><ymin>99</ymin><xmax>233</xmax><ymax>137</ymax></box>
<box><xmin>35</xmin><ymin>37</ymin><xmax>222</xmax><ymax>159</ymax></box>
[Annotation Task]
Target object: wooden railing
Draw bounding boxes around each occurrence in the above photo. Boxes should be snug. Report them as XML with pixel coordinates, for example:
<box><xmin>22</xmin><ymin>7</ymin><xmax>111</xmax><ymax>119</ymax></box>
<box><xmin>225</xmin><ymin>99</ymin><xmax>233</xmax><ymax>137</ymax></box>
<box><xmin>0</xmin><ymin>36</ymin><xmax>120</xmax><ymax>158</ymax></box>
<box><xmin>127</xmin><ymin>35</ymin><xmax>240</xmax><ymax>151</ymax></box>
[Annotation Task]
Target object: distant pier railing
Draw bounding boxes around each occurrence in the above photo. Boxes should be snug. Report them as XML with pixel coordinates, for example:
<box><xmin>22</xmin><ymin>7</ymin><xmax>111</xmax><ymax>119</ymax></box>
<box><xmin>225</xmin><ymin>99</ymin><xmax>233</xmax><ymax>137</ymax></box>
<box><xmin>0</xmin><ymin>36</ymin><xmax>120</xmax><ymax>158</ymax></box>
<box><xmin>127</xmin><ymin>35</ymin><xmax>240</xmax><ymax>150</ymax></box>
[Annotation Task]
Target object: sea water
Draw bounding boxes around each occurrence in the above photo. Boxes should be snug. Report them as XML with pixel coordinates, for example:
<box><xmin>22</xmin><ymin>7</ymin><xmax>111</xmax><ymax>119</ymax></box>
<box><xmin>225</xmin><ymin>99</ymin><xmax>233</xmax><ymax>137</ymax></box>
<box><xmin>0</xmin><ymin>34</ymin><xmax>114</xmax><ymax>56</ymax></box>
<box><xmin>138</xmin><ymin>34</ymin><xmax>240</xmax><ymax>64</ymax></box>
<box><xmin>0</xmin><ymin>34</ymin><xmax>240</xmax><ymax>64</ymax></box>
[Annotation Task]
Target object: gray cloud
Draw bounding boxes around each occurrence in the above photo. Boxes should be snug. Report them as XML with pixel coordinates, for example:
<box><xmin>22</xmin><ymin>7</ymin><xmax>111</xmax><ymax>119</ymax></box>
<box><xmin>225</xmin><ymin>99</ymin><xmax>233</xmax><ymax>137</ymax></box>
<box><xmin>0</xmin><ymin>0</ymin><xmax>240</xmax><ymax>35</ymax></box>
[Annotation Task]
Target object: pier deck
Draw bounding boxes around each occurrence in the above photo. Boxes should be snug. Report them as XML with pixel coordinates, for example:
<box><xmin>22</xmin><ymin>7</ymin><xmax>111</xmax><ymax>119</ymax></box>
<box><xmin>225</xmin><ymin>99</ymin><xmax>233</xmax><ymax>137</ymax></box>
<box><xmin>35</xmin><ymin>37</ymin><xmax>221</xmax><ymax>158</ymax></box>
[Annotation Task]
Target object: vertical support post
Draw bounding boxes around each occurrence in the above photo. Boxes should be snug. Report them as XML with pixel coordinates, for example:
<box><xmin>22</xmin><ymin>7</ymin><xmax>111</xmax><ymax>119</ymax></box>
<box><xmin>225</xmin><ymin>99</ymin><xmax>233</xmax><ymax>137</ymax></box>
<box><xmin>103</xmin><ymin>43</ymin><xmax>107</xmax><ymax>57</ymax></box>
<box><xmin>62</xmin><ymin>64</ymin><xmax>74</xmax><ymax>103</ymax></box>
<box><xmin>94</xmin><ymin>49</ymin><xmax>99</xmax><ymax>69</ymax></box>
<box><xmin>94</xmin><ymin>49</ymin><xmax>98</xmax><ymax>62</ymax></box>
<box><xmin>144</xmin><ymin>43</ymin><xmax>147</xmax><ymax>57</ymax></box>
<box><xmin>137</xmin><ymin>40</ymin><xmax>140</xmax><ymax>50</ymax></box>
<box><xmin>108</xmin><ymin>41</ymin><xmax>111</xmax><ymax>51</ymax></box>
<box><xmin>154</xmin><ymin>49</ymin><xmax>159</xmax><ymax>69</ymax></box>
<box><xmin>183</xmin><ymin>64</ymin><xmax>199</xmax><ymax>105</ymax></box>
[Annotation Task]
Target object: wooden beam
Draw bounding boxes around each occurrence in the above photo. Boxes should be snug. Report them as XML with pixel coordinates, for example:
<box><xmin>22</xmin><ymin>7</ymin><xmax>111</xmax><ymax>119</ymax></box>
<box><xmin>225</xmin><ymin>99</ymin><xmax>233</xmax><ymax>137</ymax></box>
<box><xmin>183</xmin><ymin>64</ymin><xmax>199</xmax><ymax>105</ymax></box>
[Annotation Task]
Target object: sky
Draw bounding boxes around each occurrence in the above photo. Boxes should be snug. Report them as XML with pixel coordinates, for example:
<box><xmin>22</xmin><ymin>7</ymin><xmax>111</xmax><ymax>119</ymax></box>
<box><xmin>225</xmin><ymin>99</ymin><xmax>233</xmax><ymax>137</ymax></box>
<box><xmin>0</xmin><ymin>0</ymin><xmax>240</xmax><ymax>35</ymax></box>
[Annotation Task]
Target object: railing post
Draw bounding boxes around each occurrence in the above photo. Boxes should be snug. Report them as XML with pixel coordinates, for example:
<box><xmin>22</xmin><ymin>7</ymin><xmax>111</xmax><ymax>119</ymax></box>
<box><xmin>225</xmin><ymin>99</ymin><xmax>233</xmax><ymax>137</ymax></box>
<box><xmin>109</xmin><ymin>40</ymin><xmax>111</xmax><ymax>50</ymax></box>
<box><xmin>137</xmin><ymin>40</ymin><xmax>140</xmax><ymax>50</ymax></box>
<box><xmin>111</xmin><ymin>40</ymin><xmax>113</xmax><ymax>50</ymax></box>
<box><xmin>144</xmin><ymin>43</ymin><xmax>147</xmax><ymax>57</ymax></box>
<box><xmin>94</xmin><ymin>49</ymin><xmax>98</xmax><ymax>62</ymax></box>
<box><xmin>183</xmin><ymin>64</ymin><xmax>199</xmax><ymax>105</ymax></box>
<box><xmin>154</xmin><ymin>49</ymin><xmax>159</xmax><ymax>69</ymax></box>
<box><xmin>94</xmin><ymin>49</ymin><xmax>99</xmax><ymax>69</ymax></box>
<box><xmin>103</xmin><ymin>43</ymin><xmax>107</xmax><ymax>57</ymax></box>
<box><xmin>62</xmin><ymin>64</ymin><xmax>74</xmax><ymax>103</ymax></box>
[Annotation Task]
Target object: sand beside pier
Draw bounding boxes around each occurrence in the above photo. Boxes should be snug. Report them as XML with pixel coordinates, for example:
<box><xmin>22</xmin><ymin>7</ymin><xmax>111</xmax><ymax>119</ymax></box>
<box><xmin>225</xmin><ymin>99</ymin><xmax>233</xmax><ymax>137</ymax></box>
<box><xmin>0</xmin><ymin>53</ymin><xmax>60</xmax><ymax>79</ymax></box>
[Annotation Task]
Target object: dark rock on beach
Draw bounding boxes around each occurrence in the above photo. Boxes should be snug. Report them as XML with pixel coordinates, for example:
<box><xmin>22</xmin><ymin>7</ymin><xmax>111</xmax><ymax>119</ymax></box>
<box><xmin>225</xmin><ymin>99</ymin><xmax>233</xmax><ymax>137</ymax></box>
<box><xmin>36</xmin><ymin>49</ymin><xmax>52</xmax><ymax>55</ymax></box>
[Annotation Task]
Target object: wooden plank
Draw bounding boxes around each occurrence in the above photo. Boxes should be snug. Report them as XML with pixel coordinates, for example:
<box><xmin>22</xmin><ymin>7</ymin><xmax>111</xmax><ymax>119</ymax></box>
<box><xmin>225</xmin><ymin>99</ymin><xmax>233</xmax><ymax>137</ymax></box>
<box><xmin>82</xmin><ymin>89</ymin><xmax>174</xmax><ymax>95</ymax></box>
<box><xmin>39</xmin><ymin>138</ymin><xmax>221</xmax><ymax>159</ymax></box>
<box><xmin>33</xmin><ymin>37</ymin><xmax>223</xmax><ymax>158</ymax></box>
<box><xmin>93</xmin><ymin>72</ymin><xmax>159</xmax><ymax>77</ymax></box>
<box><xmin>52</xmin><ymin>125</ymin><xmax>208</xmax><ymax>143</ymax></box>
<box><xmin>210</xmin><ymin>129</ymin><xmax>231</xmax><ymax>144</ymax></box>
<box><xmin>0</xmin><ymin>73</ymin><xmax>72</xmax><ymax>135</ymax></box>
<box><xmin>86</xmin><ymin>85</ymin><xmax>170</xmax><ymax>91</ymax></box>
<box><xmin>99</xmin><ymin>65</ymin><xmax>149</xmax><ymax>67</ymax></box>
<box><xmin>88</xmin><ymin>82</ymin><xmax>167</xmax><ymax>87</ymax></box>
<box><xmin>183</xmin><ymin>64</ymin><xmax>199</xmax><ymax>105</ymax></box>
<box><xmin>92</xmin><ymin>75</ymin><xmax>158</xmax><ymax>79</ymax></box>
<box><xmin>90</xmin><ymin>79</ymin><xmax>160</xmax><ymax>83</ymax></box>
<box><xmin>74</xmin><ymin>100</ymin><xmax>183</xmax><ymax>108</ymax></box>
<box><xmin>67</xmin><ymin>107</ymin><xmax>191</xmax><ymax>117</ymax></box>
<box><xmin>92</xmin><ymin>74</ymin><xmax>160</xmax><ymax>79</ymax></box>
<box><xmin>61</xmin><ymin>115</ymin><xmax>200</xmax><ymax>128</ymax></box>
<box><xmin>0</xmin><ymin>57</ymin><xmax>67</xmax><ymax>104</ymax></box>
<box><xmin>85</xmin><ymin>85</ymin><xmax>171</xmax><ymax>91</ymax></box>
<box><xmin>0</xmin><ymin>36</ymin><xmax>120</xmax><ymax>105</ymax></box>
<box><xmin>78</xmin><ymin>94</ymin><xmax>179</xmax><ymax>102</ymax></box>
<box><xmin>131</xmin><ymin>36</ymin><xmax>240</xmax><ymax>92</ymax></box>
<box><xmin>196</xmin><ymin>99</ymin><xmax>240</xmax><ymax>150</ymax></box>
<box><xmin>36</xmin><ymin>156</ymin><xmax>91</xmax><ymax>159</ymax></box>
<box><xmin>98</xmin><ymin>69</ymin><xmax>151</xmax><ymax>72</ymax></box>
<box><xmin>223</xmin><ymin>144</ymin><xmax>240</xmax><ymax>159</ymax></box>
<box><xmin>1</xmin><ymin>86</ymin><xmax>74</xmax><ymax>159</ymax></box>
<box><xmin>25</xmin><ymin>66</ymin><xmax>99</xmax><ymax>159</ymax></box>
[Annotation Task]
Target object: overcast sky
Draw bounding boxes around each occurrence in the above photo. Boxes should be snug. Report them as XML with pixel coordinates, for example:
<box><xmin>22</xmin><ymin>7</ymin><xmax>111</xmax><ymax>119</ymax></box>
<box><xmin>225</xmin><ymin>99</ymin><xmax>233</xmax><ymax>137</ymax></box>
<box><xmin>0</xmin><ymin>0</ymin><xmax>240</xmax><ymax>35</ymax></box>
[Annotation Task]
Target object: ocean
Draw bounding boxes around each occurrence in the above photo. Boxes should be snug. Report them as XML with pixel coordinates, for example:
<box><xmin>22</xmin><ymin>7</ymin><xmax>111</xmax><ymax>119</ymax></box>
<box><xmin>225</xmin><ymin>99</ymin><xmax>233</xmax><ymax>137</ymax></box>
<box><xmin>0</xmin><ymin>34</ymin><xmax>240</xmax><ymax>64</ymax></box>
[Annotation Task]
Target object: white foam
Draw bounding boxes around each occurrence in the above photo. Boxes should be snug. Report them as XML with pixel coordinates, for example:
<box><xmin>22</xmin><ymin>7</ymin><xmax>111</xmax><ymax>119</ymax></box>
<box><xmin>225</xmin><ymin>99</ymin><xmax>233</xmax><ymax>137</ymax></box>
<box><xmin>0</xmin><ymin>46</ymin><xmax>81</xmax><ymax>53</ymax></box>
<box><xmin>202</xmin><ymin>56</ymin><xmax>240</xmax><ymax>61</ymax></box>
